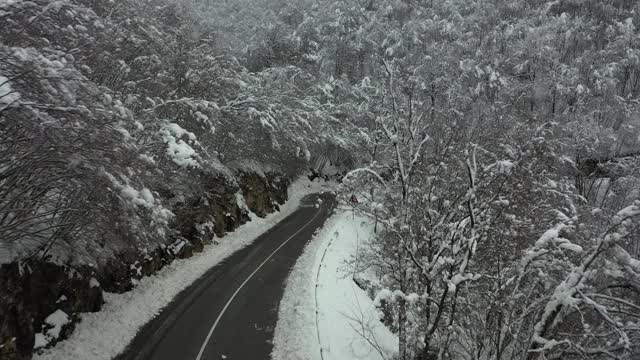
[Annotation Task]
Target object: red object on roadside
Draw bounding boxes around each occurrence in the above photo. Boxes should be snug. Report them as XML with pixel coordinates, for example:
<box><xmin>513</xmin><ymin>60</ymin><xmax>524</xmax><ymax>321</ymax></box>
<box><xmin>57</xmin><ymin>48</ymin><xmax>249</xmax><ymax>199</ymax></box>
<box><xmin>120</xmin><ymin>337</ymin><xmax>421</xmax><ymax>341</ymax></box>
<box><xmin>350</xmin><ymin>194</ymin><xmax>359</xmax><ymax>204</ymax></box>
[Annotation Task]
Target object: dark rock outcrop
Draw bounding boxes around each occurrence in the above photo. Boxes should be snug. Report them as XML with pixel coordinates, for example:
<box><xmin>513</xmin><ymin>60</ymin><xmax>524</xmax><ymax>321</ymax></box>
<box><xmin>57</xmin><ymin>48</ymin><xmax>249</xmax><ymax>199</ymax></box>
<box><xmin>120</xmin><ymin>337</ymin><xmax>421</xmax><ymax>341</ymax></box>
<box><xmin>173</xmin><ymin>174</ymin><xmax>251</xmax><ymax>246</ymax></box>
<box><xmin>0</xmin><ymin>262</ymin><xmax>103</xmax><ymax>360</ymax></box>
<box><xmin>237</xmin><ymin>171</ymin><xmax>289</xmax><ymax>218</ymax></box>
<box><xmin>97</xmin><ymin>246</ymin><xmax>177</xmax><ymax>293</ymax></box>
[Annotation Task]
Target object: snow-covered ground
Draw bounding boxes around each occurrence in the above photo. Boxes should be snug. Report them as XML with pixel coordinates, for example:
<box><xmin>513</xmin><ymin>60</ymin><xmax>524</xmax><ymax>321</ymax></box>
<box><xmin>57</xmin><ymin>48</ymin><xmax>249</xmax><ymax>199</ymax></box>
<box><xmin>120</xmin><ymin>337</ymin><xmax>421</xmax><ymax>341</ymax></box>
<box><xmin>272</xmin><ymin>211</ymin><xmax>397</xmax><ymax>360</ymax></box>
<box><xmin>34</xmin><ymin>177</ymin><xmax>333</xmax><ymax>360</ymax></box>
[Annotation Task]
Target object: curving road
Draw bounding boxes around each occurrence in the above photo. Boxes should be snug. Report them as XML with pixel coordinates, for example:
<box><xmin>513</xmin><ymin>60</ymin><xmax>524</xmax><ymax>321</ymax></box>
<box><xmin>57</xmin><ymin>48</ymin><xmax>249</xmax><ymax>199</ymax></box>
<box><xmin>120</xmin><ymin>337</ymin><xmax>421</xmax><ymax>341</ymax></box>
<box><xmin>116</xmin><ymin>193</ymin><xmax>335</xmax><ymax>360</ymax></box>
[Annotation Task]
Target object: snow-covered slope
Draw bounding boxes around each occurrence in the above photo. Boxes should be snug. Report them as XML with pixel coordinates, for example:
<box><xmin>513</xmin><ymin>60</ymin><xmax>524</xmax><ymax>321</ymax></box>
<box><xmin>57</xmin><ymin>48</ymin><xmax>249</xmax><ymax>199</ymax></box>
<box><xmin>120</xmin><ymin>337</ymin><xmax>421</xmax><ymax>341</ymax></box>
<box><xmin>272</xmin><ymin>211</ymin><xmax>397</xmax><ymax>360</ymax></box>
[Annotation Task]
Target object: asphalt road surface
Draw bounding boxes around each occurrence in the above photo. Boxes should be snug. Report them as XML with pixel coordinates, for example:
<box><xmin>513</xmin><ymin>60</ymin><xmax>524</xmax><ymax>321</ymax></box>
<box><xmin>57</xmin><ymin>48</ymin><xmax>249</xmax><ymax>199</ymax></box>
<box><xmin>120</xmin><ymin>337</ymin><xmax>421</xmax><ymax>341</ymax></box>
<box><xmin>116</xmin><ymin>192</ymin><xmax>335</xmax><ymax>360</ymax></box>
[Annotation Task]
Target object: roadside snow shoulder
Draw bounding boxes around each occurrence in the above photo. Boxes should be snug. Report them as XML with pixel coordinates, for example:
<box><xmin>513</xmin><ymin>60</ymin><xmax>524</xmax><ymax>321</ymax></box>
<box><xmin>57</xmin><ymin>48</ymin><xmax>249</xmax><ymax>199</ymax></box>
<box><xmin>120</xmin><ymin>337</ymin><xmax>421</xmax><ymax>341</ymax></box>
<box><xmin>272</xmin><ymin>211</ymin><xmax>397</xmax><ymax>360</ymax></box>
<box><xmin>34</xmin><ymin>177</ymin><xmax>331</xmax><ymax>360</ymax></box>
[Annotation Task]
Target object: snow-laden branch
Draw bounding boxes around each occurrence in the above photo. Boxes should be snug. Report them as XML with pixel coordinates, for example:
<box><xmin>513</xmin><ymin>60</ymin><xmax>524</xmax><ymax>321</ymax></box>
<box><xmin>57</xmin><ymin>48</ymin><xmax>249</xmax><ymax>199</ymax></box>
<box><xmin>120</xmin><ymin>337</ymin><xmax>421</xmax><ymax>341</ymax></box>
<box><xmin>407</xmin><ymin>133</ymin><xmax>430</xmax><ymax>176</ymax></box>
<box><xmin>528</xmin><ymin>202</ymin><xmax>640</xmax><ymax>357</ymax></box>
<box><xmin>343</xmin><ymin>168</ymin><xmax>387</xmax><ymax>188</ymax></box>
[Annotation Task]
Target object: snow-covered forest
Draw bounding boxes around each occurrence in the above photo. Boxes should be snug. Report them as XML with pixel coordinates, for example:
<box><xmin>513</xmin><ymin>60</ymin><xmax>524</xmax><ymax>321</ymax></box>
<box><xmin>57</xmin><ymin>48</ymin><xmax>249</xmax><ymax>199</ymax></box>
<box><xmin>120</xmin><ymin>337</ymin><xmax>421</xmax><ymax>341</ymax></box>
<box><xmin>0</xmin><ymin>0</ymin><xmax>369</xmax><ymax>264</ymax></box>
<box><xmin>2</xmin><ymin>0</ymin><xmax>640</xmax><ymax>359</ymax></box>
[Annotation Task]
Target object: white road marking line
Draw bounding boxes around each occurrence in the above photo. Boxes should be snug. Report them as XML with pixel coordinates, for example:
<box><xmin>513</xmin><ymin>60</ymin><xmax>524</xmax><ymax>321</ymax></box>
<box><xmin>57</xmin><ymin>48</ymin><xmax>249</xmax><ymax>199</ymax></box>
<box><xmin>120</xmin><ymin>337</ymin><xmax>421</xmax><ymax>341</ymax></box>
<box><xmin>195</xmin><ymin>207</ymin><xmax>323</xmax><ymax>360</ymax></box>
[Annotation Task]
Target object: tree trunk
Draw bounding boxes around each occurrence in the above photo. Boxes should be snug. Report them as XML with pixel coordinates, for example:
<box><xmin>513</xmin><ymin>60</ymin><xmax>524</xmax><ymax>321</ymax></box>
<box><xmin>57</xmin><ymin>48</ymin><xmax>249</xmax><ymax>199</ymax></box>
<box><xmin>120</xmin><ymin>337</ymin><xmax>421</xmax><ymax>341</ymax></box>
<box><xmin>399</xmin><ymin>297</ymin><xmax>408</xmax><ymax>360</ymax></box>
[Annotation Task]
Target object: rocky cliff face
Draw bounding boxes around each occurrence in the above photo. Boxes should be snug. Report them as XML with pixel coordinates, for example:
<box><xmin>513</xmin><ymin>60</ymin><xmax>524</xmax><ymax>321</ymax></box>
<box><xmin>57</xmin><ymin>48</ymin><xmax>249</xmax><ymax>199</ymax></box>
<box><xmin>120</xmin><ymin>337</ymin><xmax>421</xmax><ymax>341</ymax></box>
<box><xmin>0</xmin><ymin>262</ymin><xmax>103</xmax><ymax>360</ymax></box>
<box><xmin>237</xmin><ymin>171</ymin><xmax>289</xmax><ymax>217</ymax></box>
<box><xmin>0</xmin><ymin>171</ymin><xmax>289</xmax><ymax>360</ymax></box>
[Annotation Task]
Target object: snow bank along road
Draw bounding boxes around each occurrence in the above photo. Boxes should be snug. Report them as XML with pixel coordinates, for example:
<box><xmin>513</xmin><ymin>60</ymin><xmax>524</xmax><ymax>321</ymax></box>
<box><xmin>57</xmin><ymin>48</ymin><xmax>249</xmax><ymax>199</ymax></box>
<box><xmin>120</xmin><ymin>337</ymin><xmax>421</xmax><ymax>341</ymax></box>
<box><xmin>116</xmin><ymin>193</ymin><xmax>335</xmax><ymax>360</ymax></box>
<box><xmin>272</xmin><ymin>212</ymin><xmax>397</xmax><ymax>360</ymax></box>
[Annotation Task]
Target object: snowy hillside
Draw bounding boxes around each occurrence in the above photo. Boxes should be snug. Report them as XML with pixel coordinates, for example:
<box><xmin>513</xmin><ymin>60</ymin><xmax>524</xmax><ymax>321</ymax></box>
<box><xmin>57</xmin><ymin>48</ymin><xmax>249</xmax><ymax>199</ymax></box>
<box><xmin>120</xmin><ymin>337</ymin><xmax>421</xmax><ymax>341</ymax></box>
<box><xmin>3</xmin><ymin>0</ymin><xmax>640</xmax><ymax>359</ymax></box>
